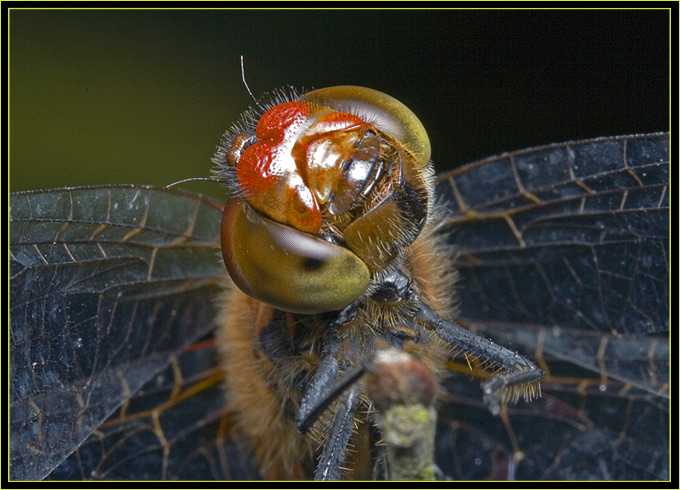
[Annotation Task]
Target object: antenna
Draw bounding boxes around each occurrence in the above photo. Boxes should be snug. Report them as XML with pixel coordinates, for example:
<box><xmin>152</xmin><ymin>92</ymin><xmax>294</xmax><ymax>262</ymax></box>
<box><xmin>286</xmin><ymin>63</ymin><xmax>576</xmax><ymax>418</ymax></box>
<box><xmin>241</xmin><ymin>55</ymin><xmax>265</xmax><ymax>112</ymax></box>
<box><xmin>166</xmin><ymin>176</ymin><xmax>221</xmax><ymax>188</ymax></box>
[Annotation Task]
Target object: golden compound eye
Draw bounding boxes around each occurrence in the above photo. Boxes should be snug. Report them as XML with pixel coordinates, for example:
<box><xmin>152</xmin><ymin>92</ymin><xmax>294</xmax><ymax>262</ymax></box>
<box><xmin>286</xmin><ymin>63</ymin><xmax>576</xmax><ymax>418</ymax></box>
<box><xmin>221</xmin><ymin>197</ymin><xmax>370</xmax><ymax>314</ymax></box>
<box><xmin>299</xmin><ymin>86</ymin><xmax>431</xmax><ymax>167</ymax></box>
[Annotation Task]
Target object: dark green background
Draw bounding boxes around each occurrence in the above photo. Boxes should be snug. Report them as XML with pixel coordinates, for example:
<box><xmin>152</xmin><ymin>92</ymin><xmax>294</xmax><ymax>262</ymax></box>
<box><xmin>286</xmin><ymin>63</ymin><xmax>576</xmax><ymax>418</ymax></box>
<box><xmin>10</xmin><ymin>9</ymin><xmax>669</xmax><ymax>200</ymax></box>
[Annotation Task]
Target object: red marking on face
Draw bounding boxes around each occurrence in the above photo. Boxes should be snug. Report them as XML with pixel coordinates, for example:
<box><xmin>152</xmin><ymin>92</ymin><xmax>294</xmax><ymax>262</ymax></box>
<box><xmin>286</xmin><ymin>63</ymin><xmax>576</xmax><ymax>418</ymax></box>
<box><xmin>233</xmin><ymin>101</ymin><xmax>369</xmax><ymax>233</ymax></box>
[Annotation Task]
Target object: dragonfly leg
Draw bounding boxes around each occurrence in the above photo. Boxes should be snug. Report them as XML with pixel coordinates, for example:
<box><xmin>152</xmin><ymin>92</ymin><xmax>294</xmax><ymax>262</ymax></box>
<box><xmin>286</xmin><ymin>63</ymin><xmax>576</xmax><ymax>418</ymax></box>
<box><xmin>296</xmin><ymin>330</ymin><xmax>342</xmax><ymax>432</ymax></box>
<box><xmin>314</xmin><ymin>384</ymin><xmax>361</xmax><ymax>481</ymax></box>
<box><xmin>296</xmin><ymin>304</ymin><xmax>359</xmax><ymax>432</ymax></box>
<box><xmin>413</xmin><ymin>301</ymin><xmax>543</xmax><ymax>415</ymax></box>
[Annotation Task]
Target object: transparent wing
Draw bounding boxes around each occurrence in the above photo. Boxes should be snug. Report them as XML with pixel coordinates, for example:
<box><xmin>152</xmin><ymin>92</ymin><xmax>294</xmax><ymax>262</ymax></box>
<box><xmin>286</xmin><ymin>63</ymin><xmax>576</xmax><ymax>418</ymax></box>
<box><xmin>436</xmin><ymin>133</ymin><xmax>668</xmax><ymax>336</ymax></box>
<box><xmin>434</xmin><ymin>133</ymin><xmax>669</xmax><ymax>480</ymax></box>
<box><xmin>9</xmin><ymin>185</ymin><xmax>227</xmax><ymax>480</ymax></box>
<box><xmin>45</xmin><ymin>338</ymin><xmax>259</xmax><ymax>480</ymax></box>
<box><xmin>435</xmin><ymin>132</ymin><xmax>669</xmax><ymax>396</ymax></box>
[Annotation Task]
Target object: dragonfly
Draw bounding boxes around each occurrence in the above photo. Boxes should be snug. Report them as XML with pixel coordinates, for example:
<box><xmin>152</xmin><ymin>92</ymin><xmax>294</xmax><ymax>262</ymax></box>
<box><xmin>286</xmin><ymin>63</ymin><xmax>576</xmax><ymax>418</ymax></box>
<box><xmin>9</xmin><ymin>84</ymin><xmax>669</xmax><ymax>480</ymax></box>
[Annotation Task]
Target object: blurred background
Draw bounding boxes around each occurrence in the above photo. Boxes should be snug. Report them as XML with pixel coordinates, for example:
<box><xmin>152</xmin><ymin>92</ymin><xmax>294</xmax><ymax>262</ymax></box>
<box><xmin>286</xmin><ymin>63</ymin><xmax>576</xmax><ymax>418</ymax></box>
<box><xmin>9</xmin><ymin>9</ymin><xmax>669</xmax><ymax>200</ymax></box>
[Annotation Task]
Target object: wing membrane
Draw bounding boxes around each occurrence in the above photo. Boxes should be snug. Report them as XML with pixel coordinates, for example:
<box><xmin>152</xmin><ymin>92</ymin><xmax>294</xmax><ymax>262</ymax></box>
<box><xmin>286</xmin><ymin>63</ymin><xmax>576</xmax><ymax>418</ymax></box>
<box><xmin>45</xmin><ymin>340</ymin><xmax>259</xmax><ymax>480</ymax></box>
<box><xmin>9</xmin><ymin>185</ymin><xmax>226</xmax><ymax>480</ymax></box>
<box><xmin>436</xmin><ymin>133</ymin><xmax>669</xmax><ymax>336</ymax></box>
<box><xmin>434</xmin><ymin>133</ymin><xmax>669</xmax><ymax>480</ymax></box>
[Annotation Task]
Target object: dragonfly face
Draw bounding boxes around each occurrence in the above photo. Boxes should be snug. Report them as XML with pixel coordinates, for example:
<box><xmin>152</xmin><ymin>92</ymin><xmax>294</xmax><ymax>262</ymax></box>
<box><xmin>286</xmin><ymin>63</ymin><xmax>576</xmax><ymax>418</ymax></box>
<box><xmin>9</xmin><ymin>84</ymin><xmax>669</xmax><ymax>480</ymax></box>
<box><xmin>214</xmin><ymin>86</ymin><xmax>433</xmax><ymax>313</ymax></box>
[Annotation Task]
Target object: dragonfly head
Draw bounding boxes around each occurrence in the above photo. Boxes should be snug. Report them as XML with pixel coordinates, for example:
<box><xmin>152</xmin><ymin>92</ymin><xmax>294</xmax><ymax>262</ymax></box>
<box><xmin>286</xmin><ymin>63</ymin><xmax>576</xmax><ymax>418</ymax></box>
<box><xmin>215</xmin><ymin>86</ymin><xmax>435</xmax><ymax>313</ymax></box>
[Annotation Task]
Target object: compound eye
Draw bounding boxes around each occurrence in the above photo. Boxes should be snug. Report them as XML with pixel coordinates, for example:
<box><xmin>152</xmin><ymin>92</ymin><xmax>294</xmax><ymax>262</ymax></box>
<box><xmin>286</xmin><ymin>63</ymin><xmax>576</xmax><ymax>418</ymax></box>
<box><xmin>299</xmin><ymin>86</ymin><xmax>431</xmax><ymax>166</ymax></box>
<box><xmin>221</xmin><ymin>197</ymin><xmax>370</xmax><ymax>314</ymax></box>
